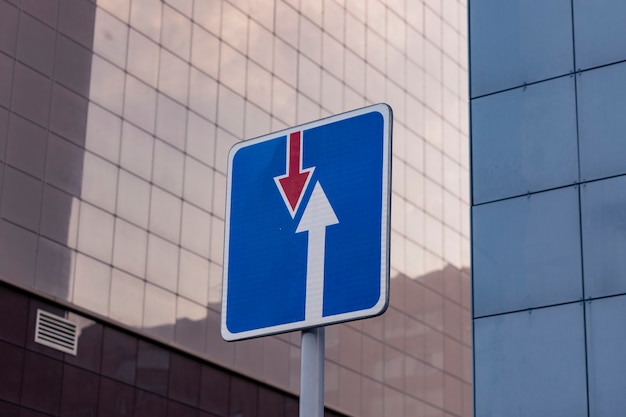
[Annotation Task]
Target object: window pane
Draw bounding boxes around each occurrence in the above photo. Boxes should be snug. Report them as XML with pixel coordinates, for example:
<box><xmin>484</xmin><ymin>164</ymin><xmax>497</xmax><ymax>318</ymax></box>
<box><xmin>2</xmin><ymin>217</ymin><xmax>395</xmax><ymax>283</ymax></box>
<box><xmin>470</xmin><ymin>0</ymin><xmax>573</xmax><ymax>97</ymax></box>
<box><xmin>586</xmin><ymin>294</ymin><xmax>626</xmax><ymax>416</ymax></box>
<box><xmin>472</xmin><ymin>76</ymin><xmax>578</xmax><ymax>204</ymax></box>
<box><xmin>473</xmin><ymin>187</ymin><xmax>582</xmax><ymax>317</ymax></box>
<box><xmin>474</xmin><ymin>304</ymin><xmax>587</xmax><ymax>417</ymax></box>
<box><xmin>573</xmin><ymin>0</ymin><xmax>626</xmax><ymax>70</ymax></box>
<box><xmin>581</xmin><ymin>175</ymin><xmax>626</xmax><ymax>298</ymax></box>
<box><xmin>578</xmin><ymin>61</ymin><xmax>626</xmax><ymax>181</ymax></box>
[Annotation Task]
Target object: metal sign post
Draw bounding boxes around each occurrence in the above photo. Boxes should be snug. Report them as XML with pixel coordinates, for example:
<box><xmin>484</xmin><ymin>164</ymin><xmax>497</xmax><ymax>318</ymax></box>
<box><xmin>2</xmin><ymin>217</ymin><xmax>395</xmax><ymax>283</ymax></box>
<box><xmin>300</xmin><ymin>327</ymin><xmax>325</xmax><ymax>417</ymax></box>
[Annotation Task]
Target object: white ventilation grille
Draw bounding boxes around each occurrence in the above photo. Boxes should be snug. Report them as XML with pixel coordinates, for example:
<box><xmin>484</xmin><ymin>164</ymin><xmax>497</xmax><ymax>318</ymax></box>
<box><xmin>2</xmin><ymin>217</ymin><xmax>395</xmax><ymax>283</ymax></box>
<box><xmin>35</xmin><ymin>309</ymin><xmax>78</xmax><ymax>355</ymax></box>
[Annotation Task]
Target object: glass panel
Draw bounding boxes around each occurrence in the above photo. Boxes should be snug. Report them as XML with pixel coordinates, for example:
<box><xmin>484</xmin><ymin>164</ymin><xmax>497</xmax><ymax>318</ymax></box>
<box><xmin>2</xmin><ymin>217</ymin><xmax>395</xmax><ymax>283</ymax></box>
<box><xmin>1</xmin><ymin>165</ymin><xmax>42</xmax><ymax>232</ymax></box>
<box><xmin>73</xmin><ymin>253</ymin><xmax>111</xmax><ymax>316</ymax></box>
<box><xmin>178</xmin><ymin>248</ymin><xmax>209</xmax><ymax>305</ymax></box>
<box><xmin>127</xmin><ymin>29</ymin><xmax>159</xmax><ymax>87</ymax></box>
<box><xmin>247</xmin><ymin>60</ymin><xmax>273</xmax><ymax>110</ymax></box>
<box><xmin>81</xmin><ymin>152</ymin><xmax>118</xmax><ymax>213</ymax></box>
<box><xmin>581</xmin><ymin>175</ymin><xmax>626</xmax><ymax>298</ymax></box>
<box><xmin>89</xmin><ymin>55</ymin><xmax>125</xmax><ymax>115</ymax></box>
<box><xmin>93</xmin><ymin>8</ymin><xmax>128</xmax><ymax>68</ymax></box>
<box><xmin>578</xmin><ymin>62</ymin><xmax>626</xmax><ymax>181</ymax></box>
<box><xmin>77</xmin><ymin>202</ymin><xmax>115</xmax><ymax>263</ymax></box>
<box><xmin>219</xmin><ymin>43</ymin><xmax>247</xmax><ymax>97</ymax></box>
<box><xmin>248</xmin><ymin>19</ymin><xmax>274</xmax><ymax>70</ymax></box>
<box><xmin>574</xmin><ymin>0</ymin><xmax>626</xmax><ymax>70</ymax></box>
<box><xmin>113</xmin><ymin>218</ymin><xmax>148</xmax><ymax>277</ymax></box>
<box><xmin>116</xmin><ymin>169</ymin><xmax>150</xmax><ymax>229</ymax></box>
<box><xmin>146</xmin><ymin>233</ymin><xmax>179</xmax><ymax>292</ymax></box>
<box><xmin>161</xmin><ymin>5</ymin><xmax>191</xmax><ymax>61</ymax></box>
<box><xmin>143</xmin><ymin>283</ymin><xmax>176</xmax><ymax>340</ymax></box>
<box><xmin>124</xmin><ymin>75</ymin><xmax>157</xmax><ymax>133</ymax></box>
<box><xmin>183</xmin><ymin>156</ymin><xmax>213</xmax><ymax>211</ymax></box>
<box><xmin>186</xmin><ymin>112</ymin><xmax>215</xmax><ymax>167</ymax></box>
<box><xmin>175</xmin><ymin>297</ymin><xmax>207</xmax><ymax>352</ymax></box>
<box><xmin>473</xmin><ymin>187</ymin><xmax>582</xmax><ymax>317</ymax></box>
<box><xmin>109</xmin><ymin>268</ymin><xmax>144</xmax><ymax>327</ymax></box>
<box><xmin>120</xmin><ymin>121</ymin><xmax>154</xmax><ymax>181</ymax></box>
<box><xmin>180</xmin><ymin>202</ymin><xmax>211</xmax><ymax>257</ymax></box>
<box><xmin>130</xmin><ymin>0</ymin><xmax>162</xmax><ymax>42</ymax></box>
<box><xmin>98</xmin><ymin>0</ymin><xmax>130</xmax><ymax>22</ymax></box>
<box><xmin>155</xmin><ymin>94</ymin><xmax>187</xmax><ymax>151</ymax></box>
<box><xmin>469</xmin><ymin>0</ymin><xmax>573</xmax><ymax>97</ymax></box>
<box><xmin>586</xmin><ymin>295</ymin><xmax>626</xmax><ymax>416</ymax></box>
<box><xmin>158</xmin><ymin>49</ymin><xmax>189</xmax><ymax>105</ymax></box>
<box><xmin>474</xmin><ymin>304</ymin><xmax>587</xmax><ymax>417</ymax></box>
<box><xmin>85</xmin><ymin>103</ymin><xmax>121</xmax><ymax>164</ymax></box>
<box><xmin>191</xmin><ymin>24</ymin><xmax>219</xmax><ymax>78</ymax></box>
<box><xmin>35</xmin><ymin>237</ymin><xmax>74</xmax><ymax>300</ymax></box>
<box><xmin>472</xmin><ymin>76</ymin><xmax>578</xmax><ymax>203</ymax></box>
<box><xmin>152</xmin><ymin>140</ymin><xmax>184</xmax><ymax>196</ymax></box>
<box><xmin>188</xmin><ymin>68</ymin><xmax>218</xmax><ymax>122</ymax></box>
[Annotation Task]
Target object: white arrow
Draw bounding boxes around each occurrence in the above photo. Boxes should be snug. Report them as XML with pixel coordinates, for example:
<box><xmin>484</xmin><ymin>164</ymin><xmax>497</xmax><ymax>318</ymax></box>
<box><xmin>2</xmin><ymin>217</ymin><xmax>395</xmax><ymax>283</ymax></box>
<box><xmin>296</xmin><ymin>181</ymin><xmax>339</xmax><ymax>322</ymax></box>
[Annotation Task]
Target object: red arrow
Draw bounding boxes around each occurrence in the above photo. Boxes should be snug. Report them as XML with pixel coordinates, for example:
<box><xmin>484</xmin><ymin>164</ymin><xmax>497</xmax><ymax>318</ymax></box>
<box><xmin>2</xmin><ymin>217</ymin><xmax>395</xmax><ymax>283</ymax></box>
<box><xmin>274</xmin><ymin>131</ymin><xmax>314</xmax><ymax>217</ymax></box>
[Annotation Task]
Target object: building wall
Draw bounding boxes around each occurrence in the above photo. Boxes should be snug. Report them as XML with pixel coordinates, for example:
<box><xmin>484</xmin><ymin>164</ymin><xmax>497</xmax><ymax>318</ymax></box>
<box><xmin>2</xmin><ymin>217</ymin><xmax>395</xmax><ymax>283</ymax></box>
<box><xmin>0</xmin><ymin>281</ymin><xmax>347</xmax><ymax>417</ymax></box>
<box><xmin>0</xmin><ymin>0</ymin><xmax>470</xmax><ymax>415</ymax></box>
<box><xmin>470</xmin><ymin>1</ymin><xmax>626</xmax><ymax>416</ymax></box>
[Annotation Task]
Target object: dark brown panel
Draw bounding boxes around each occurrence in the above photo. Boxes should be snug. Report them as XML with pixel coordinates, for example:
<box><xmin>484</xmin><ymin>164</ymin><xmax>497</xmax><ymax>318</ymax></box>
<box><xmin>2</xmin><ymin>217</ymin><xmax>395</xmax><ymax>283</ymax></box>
<box><xmin>167</xmin><ymin>401</ymin><xmax>198</xmax><ymax>417</ymax></box>
<box><xmin>60</xmin><ymin>364</ymin><xmax>99</xmax><ymax>416</ymax></box>
<box><xmin>0</xmin><ymin>341</ymin><xmax>25</xmax><ymax>402</ymax></box>
<box><xmin>199</xmin><ymin>365</ymin><xmax>229</xmax><ymax>416</ymax></box>
<box><xmin>135</xmin><ymin>389</ymin><xmax>166</xmax><ymax>417</ymax></box>
<box><xmin>0</xmin><ymin>283</ymin><xmax>28</xmax><ymax>345</ymax></box>
<box><xmin>21</xmin><ymin>351</ymin><xmax>63</xmax><ymax>414</ymax></box>
<box><xmin>98</xmin><ymin>377</ymin><xmax>136</xmax><ymax>417</ymax></box>
<box><xmin>168</xmin><ymin>353</ymin><xmax>201</xmax><ymax>406</ymax></box>
<box><xmin>229</xmin><ymin>376</ymin><xmax>258</xmax><ymax>417</ymax></box>
<box><xmin>102</xmin><ymin>327</ymin><xmax>138</xmax><ymax>385</ymax></box>
<box><xmin>136</xmin><ymin>340</ymin><xmax>170</xmax><ymax>396</ymax></box>
<box><xmin>258</xmin><ymin>386</ymin><xmax>284</xmax><ymax>417</ymax></box>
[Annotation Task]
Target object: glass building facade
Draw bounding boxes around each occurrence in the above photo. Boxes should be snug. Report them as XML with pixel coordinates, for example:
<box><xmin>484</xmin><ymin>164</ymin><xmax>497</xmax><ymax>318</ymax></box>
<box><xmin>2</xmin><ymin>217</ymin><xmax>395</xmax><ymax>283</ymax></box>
<box><xmin>471</xmin><ymin>1</ymin><xmax>626</xmax><ymax>416</ymax></box>
<box><xmin>0</xmin><ymin>0</ymin><xmax>470</xmax><ymax>415</ymax></box>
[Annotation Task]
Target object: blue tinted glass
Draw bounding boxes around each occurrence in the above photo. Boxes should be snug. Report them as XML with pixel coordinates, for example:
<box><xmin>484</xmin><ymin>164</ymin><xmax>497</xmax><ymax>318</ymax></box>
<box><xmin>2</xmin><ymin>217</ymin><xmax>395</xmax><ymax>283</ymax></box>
<box><xmin>473</xmin><ymin>187</ymin><xmax>582</xmax><ymax>317</ymax></box>
<box><xmin>470</xmin><ymin>0</ymin><xmax>573</xmax><ymax>97</ymax></box>
<box><xmin>586</xmin><ymin>295</ymin><xmax>626</xmax><ymax>416</ymax></box>
<box><xmin>574</xmin><ymin>0</ymin><xmax>626</xmax><ymax>70</ymax></box>
<box><xmin>474</xmin><ymin>304</ymin><xmax>587</xmax><ymax>417</ymax></box>
<box><xmin>581</xmin><ymin>175</ymin><xmax>626</xmax><ymax>298</ymax></box>
<box><xmin>578</xmin><ymin>62</ymin><xmax>626</xmax><ymax>181</ymax></box>
<box><xmin>472</xmin><ymin>76</ymin><xmax>578</xmax><ymax>204</ymax></box>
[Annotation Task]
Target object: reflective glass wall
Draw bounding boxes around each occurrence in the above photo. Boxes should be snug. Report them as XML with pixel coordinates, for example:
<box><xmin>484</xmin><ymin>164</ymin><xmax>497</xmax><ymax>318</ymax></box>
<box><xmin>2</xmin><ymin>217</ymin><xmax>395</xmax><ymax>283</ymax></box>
<box><xmin>470</xmin><ymin>1</ymin><xmax>626</xmax><ymax>416</ymax></box>
<box><xmin>0</xmin><ymin>0</ymin><xmax>470</xmax><ymax>415</ymax></box>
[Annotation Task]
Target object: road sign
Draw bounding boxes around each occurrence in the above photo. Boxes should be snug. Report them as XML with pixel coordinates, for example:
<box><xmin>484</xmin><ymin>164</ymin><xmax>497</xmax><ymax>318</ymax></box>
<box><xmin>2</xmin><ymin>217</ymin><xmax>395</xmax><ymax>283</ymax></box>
<box><xmin>221</xmin><ymin>103</ymin><xmax>392</xmax><ymax>341</ymax></box>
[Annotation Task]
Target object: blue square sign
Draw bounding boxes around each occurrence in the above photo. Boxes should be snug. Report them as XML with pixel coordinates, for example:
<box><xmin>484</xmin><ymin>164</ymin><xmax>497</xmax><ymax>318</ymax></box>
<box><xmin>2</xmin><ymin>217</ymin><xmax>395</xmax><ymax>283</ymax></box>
<box><xmin>221</xmin><ymin>104</ymin><xmax>392</xmax><ymax>341</ymax></box>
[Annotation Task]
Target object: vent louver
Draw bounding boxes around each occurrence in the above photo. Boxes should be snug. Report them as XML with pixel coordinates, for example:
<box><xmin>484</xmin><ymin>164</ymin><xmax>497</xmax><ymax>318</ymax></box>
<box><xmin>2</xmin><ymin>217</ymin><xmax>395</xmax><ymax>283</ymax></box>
<box><xmin>34</xmin><ymin>309</ymin><xmax>78</xmax><ymax>355</ymax></box>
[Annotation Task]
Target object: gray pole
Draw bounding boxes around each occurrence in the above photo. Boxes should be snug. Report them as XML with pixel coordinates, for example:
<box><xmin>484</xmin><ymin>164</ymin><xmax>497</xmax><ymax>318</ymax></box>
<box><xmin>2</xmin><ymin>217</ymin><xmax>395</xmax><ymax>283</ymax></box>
<box><xmin>300</xmin><ymin>327</ymin><xmax>325</xmax><ymax>417</ymax></box>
